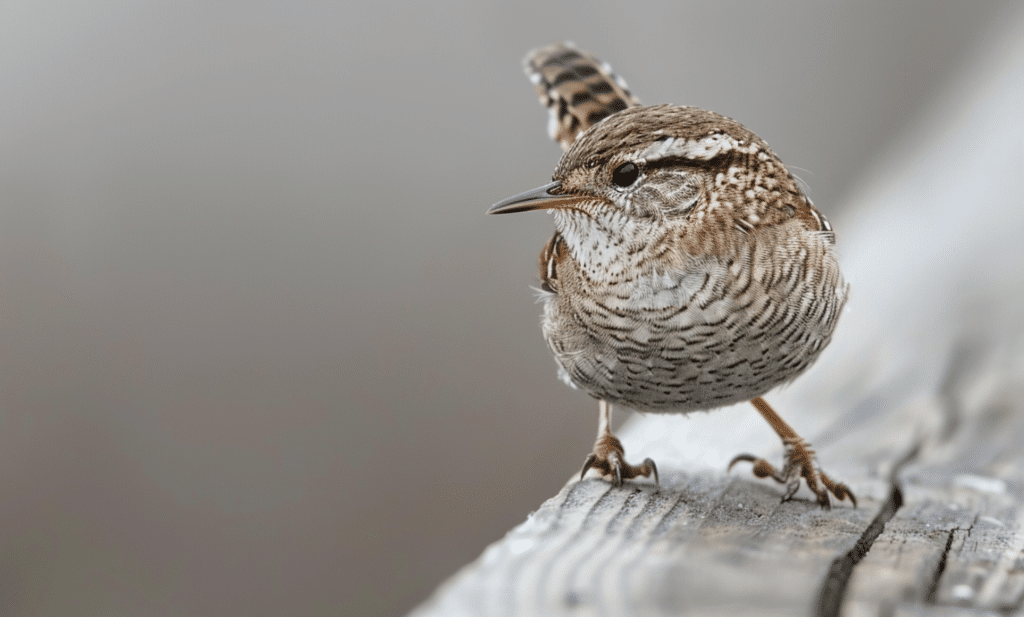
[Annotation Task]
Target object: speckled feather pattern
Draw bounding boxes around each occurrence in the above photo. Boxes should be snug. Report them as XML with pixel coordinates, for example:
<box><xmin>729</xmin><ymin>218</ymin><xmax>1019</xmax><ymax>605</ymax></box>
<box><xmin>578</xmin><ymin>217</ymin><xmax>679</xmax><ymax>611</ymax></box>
<box><xmin>524</xmin><ymin>46</ymin><xmax>848</xmax><ymax>414</ymax></box>
<box><xmin>543</xmin><ymin>218</ymin><xmax>846</xmax><ymax>412</ymax></box>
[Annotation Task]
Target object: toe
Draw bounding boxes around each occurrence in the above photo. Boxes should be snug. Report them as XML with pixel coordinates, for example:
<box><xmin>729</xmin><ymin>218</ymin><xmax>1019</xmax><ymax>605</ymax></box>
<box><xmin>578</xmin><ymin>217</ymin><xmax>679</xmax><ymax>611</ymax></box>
<box><xmin>731</xmin><ymin>445</ymin><xmax>854</xmax><ymax>509</ymax></box>
<box><xmin>821</xmin><ymin>473</ymin><xmax>857</xmax><ymax>508</ymax></box>
<box><xmin>730</xmin><ymin>454</ymin><xmax>787</xmax><ymax>484</ymax></box>
<box><xmin>814</xmin><ymin>488</ymin><xmax>832</xmax><ymax>510</ymax></box>
<box><xmin>578</xmin><ymin>443</ymin><xmax>657</xmax><ymax>487</ymax></box>
<box><xmin>728</xmin><ymin>453</ymin><xmax>758</xmax><ymax>472</ymax></box>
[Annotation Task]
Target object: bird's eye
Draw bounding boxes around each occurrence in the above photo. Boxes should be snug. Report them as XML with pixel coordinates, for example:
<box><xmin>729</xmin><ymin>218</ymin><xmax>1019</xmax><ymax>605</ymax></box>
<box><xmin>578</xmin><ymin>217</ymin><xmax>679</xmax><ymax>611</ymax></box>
<box><xmin>611</xmin><ymin>162</ymin><xmax>640</xmax><ymax>188</ymax></box>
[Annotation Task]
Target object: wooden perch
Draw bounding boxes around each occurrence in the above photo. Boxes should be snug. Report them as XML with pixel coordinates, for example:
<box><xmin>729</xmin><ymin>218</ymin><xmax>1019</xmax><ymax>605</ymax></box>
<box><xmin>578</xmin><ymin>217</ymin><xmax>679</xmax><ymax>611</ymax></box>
<box><xmin>412</xmin><ymin>14</ymin><xmax>1024</xmax><ymax>617</ymax></box>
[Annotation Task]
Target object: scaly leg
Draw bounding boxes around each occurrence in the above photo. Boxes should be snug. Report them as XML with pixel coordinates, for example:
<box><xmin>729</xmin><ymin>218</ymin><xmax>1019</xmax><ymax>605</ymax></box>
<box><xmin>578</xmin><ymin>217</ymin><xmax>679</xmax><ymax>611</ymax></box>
<box><xmin>579</xmin><ymin>400</ymin><xmax>659</xmax><ymax>487</ymax></box>
<box><xmin>729</xmin><ymin>397</ymin><xmax>855</xmax><ymax>509</ymax></box>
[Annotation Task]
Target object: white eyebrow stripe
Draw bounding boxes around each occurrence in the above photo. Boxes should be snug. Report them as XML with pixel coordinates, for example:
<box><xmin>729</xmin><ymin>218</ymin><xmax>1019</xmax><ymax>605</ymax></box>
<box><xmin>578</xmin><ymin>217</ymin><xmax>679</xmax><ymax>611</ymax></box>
<box><xmin>655</xmin><ymin>137</ymin><xmax>675</xmax><ymax>157</ymax></box>
<box><xmin>639</xmin><ymin>134</ymin><xmax>739</xmax><ymax>162</ymax></box>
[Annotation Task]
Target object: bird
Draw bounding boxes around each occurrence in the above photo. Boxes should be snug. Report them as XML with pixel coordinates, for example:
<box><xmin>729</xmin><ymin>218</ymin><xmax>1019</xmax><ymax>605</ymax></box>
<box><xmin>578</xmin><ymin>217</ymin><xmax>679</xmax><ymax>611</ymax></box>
<box><xmin>488</xmin><ymin>42</ymin><xmax>855</xmax><ymax>509</ymax></box>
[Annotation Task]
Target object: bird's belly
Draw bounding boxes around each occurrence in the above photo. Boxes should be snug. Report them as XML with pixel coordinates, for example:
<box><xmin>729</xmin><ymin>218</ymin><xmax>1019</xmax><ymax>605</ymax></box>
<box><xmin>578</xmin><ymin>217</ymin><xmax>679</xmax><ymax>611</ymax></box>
<box><xmin>541</xmin><ymin>271</ymin><xmax>843</xmax><ymax>413</ymax></box>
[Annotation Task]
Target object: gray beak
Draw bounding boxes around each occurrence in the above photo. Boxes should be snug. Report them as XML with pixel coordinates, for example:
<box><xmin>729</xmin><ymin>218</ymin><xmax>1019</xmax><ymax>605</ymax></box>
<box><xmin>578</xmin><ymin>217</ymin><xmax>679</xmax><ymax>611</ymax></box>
<box><xmin>488</xmin><ymin>181</ymin><xmax>583</xmax><ymax>214</ymax></box>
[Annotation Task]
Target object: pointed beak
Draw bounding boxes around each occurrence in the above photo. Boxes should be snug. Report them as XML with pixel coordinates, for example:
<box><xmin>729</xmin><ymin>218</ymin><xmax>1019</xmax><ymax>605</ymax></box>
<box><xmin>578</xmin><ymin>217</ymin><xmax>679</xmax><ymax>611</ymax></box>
<box><xmin>488</xmin><ymin>181</ymin><xmax>584</xmax><ymax>214</ymax></box>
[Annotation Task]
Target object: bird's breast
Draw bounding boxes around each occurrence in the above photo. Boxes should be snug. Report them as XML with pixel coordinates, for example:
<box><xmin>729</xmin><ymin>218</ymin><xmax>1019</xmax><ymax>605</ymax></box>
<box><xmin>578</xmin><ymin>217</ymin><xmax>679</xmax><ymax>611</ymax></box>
<box><xmin>539</xmin><ymin>231</ymin><xmax>846</xmax><ymax>413</ymax></box>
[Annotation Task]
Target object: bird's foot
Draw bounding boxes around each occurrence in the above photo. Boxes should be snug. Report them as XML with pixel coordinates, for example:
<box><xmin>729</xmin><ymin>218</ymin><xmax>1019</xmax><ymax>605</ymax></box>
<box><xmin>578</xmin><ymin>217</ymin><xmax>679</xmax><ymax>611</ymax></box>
<box><xmin>729</xmin><ymin>436</ymin><xmax>855</xmax><ymax>509</ymax></box>
<box><xmin>579</xmin><ymin>433</ymin><xmax>658</xmax><ymax>487</ymax></box>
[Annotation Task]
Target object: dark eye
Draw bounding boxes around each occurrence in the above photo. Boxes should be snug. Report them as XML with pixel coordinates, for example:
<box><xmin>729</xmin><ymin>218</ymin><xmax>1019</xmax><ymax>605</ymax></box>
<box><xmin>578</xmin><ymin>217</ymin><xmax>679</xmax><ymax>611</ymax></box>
<box><xmin>611</xmin><ymin>162</ymin><xmax>640</xmax><ymax>188</ymax></box>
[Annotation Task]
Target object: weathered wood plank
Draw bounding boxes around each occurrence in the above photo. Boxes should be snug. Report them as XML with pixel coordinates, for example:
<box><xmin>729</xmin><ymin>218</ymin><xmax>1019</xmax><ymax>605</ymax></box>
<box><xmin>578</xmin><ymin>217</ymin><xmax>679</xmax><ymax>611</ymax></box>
<box><xmin>845</xmin><ymin>355</ymin><xmax>1024</xmax><ymax>615</ymax></box>
<box><xmin>413</xmin><ymin>475</ymin><xmax>875</xmax><ymax>616</ymax></box>
<box><xmin>412</xmin><ymin>10</ymin><xmax>1024</xmax><ymax>617</ymax></box>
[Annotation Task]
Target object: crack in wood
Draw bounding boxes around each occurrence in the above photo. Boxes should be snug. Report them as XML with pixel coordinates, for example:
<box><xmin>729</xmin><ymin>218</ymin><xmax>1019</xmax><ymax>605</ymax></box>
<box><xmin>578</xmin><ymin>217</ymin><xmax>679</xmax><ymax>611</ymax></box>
<box><xmin>816</xmin><ymin>443</ymin><xmax>920</xmax><ymax>617</ymax></box>
<box><xmin>925</xmin><ymin>515</ymin><xmax>977</xmax><ymax>606</ymax></box>
<box><xmin>925</xmin><ymin>527</ymin><xmax>959</xmax><ymax>604</ymax></box>
<box><xmin>816</xmin><ymin>479</ymin><xmax>903</xmax><ymax>617</ymax></box>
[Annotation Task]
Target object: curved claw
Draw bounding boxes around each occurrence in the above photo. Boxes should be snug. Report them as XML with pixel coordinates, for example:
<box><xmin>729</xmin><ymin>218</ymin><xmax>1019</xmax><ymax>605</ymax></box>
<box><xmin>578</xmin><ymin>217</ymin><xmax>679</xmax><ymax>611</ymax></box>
<box><xmin>821</xmin><ymin>473</ymin><xmax>857</xmax><ymax>508</ymax></box>
<box><xmin>643</xmin><ymin>458</ymin><xmax>660</xmax><ymax>486</ymax></box>
<box><xmin>782</xmin><ymin>478</ymin><xmax>804</xmax><ymax>504</ymax></box>
<box><xmin>578</xmin><ymin>442</ymin><xmax>658</xmax><ymax>487</ymax></box>
<box><xmin>580</xmin><ymin>453</ymin><xmax>598</xmax><ymax>481</ymax></box>
<box><xmin>728</xmin><ymin>453</ymin><xmax>758</xmax><ymax>472</ymax></box>
<box><xmin>728</xmin><ymin>445</ymin><xmax>856</xmax><ymax>509</ymax></box>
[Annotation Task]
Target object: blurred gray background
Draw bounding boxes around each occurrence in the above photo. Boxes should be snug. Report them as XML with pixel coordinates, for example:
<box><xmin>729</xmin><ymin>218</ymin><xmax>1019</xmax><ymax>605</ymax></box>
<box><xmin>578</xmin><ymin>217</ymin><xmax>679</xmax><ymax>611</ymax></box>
<box><xmin>0</xmin><ymin>2</ymin><xmax>1016</xmax><ymax>615</ymax></box>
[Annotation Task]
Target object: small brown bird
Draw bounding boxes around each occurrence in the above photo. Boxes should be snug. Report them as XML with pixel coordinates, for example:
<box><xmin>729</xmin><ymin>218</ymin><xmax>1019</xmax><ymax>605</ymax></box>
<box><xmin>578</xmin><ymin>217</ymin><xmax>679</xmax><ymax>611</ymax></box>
<box><xmin>490</xmin><ymin>43</ymin><xmax>854</xmax><ymax>508</ymax></box>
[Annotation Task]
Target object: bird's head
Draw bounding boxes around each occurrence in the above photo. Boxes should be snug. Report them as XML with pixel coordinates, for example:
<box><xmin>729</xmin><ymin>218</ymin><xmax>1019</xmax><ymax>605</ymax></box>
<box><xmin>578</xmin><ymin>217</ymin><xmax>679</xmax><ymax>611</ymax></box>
<box><xmin>490</xmin><ymin>105</ymin><xmax>807</xmax><ymax>266</ymax></box>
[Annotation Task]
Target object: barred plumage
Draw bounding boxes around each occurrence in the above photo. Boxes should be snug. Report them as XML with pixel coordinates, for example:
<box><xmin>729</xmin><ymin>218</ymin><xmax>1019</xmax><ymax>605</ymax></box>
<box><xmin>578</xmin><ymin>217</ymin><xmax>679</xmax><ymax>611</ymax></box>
<box><xmin>525</xmin><ymin>42</ymin><xmax>641</xmax><ymax>151</ymax></box>
<box><xmin>491</xmin><ymin>43</ymin><xmax>854</xmax><ymax>508</ymax></box>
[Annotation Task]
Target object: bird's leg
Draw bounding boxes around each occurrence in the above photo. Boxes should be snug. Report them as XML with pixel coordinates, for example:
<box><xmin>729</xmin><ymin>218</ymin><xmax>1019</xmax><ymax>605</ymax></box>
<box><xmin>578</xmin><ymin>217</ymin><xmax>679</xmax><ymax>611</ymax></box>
<box><xmin>729</xmin><ymin>397</ymin><xmax>855</xmax><ymax>509</ymax></box>
<box><xmin>579</xmin><ymin>400</ymin><xmax>658</xmax><ymax>487</ymax></box>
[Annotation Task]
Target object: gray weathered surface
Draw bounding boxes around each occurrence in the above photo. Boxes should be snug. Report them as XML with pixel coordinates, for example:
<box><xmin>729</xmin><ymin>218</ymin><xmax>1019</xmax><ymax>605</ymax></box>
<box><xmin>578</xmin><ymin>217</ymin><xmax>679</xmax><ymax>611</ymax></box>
<box><xmin>412</xmin><ymin>10</ymin><xmax>1024</xmax><ymax>617</ymax></box>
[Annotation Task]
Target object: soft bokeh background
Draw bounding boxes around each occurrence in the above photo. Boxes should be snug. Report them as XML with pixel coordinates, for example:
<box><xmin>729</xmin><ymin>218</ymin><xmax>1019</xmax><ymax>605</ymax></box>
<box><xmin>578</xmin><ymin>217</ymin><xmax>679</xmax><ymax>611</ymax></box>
<box><xmin>0</xmin><ymin>2</ymin><xmax>1017</xmax><ymax>615</ymax></box>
